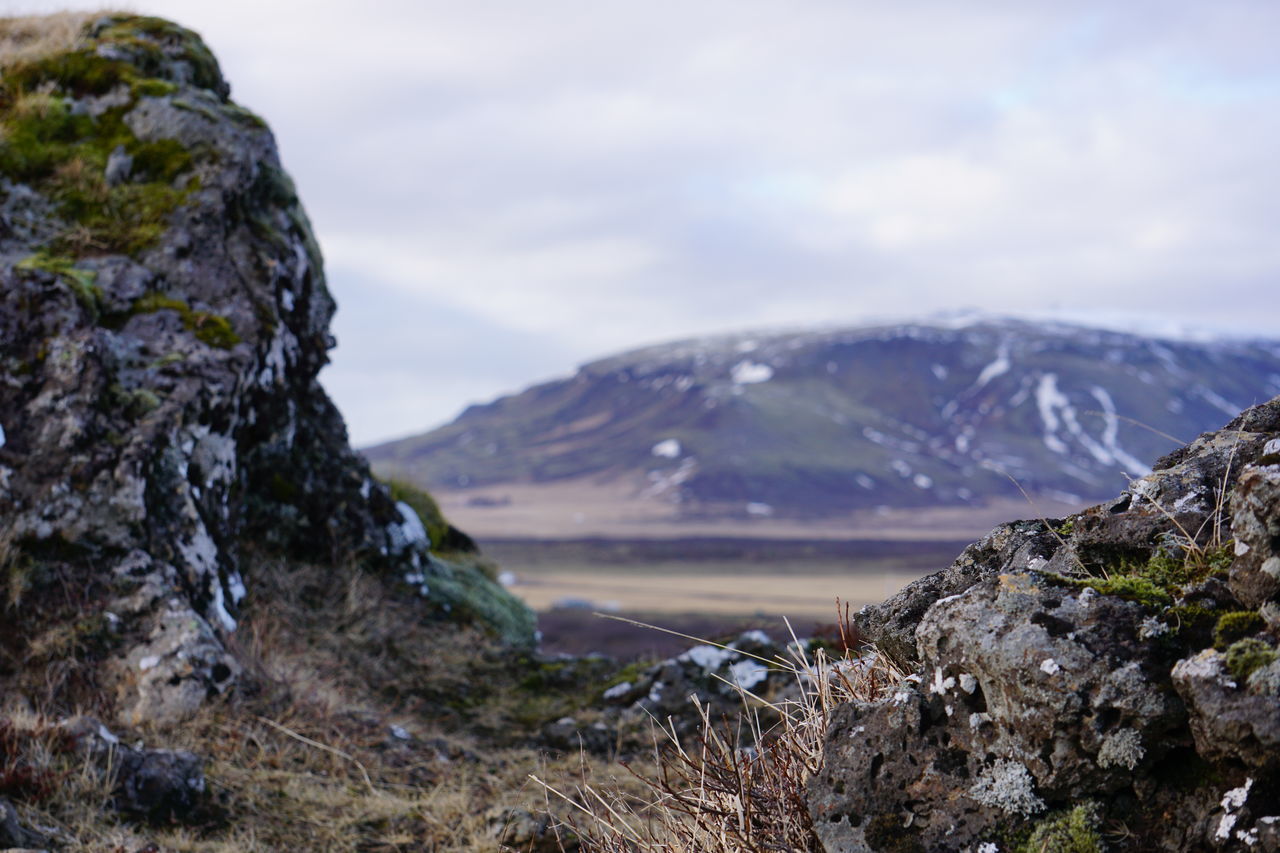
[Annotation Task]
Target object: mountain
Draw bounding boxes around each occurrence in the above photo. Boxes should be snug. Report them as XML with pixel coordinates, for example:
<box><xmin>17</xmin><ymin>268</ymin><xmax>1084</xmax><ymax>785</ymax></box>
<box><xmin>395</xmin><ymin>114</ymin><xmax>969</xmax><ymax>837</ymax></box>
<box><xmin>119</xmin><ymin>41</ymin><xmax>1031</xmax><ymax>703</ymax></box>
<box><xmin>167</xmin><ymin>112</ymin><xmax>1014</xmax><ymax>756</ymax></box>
<box><xmin>365</xmin><ymin>318</ymin><xmax>1280</xmax><ymax>520</ymax></box>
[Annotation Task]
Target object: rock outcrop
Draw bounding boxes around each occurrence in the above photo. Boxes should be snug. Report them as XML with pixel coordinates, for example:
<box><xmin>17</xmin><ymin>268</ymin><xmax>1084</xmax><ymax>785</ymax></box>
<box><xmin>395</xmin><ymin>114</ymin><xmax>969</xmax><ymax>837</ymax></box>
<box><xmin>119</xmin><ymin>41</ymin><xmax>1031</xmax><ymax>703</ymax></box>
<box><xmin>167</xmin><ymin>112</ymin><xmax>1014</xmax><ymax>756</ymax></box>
<box><xmin>809</xmin><ymin>399</ymin><xmax>1280</xmax><ymax>851</ymax></box>
<box><xmin>0</xmin><ymin>14</ymin><xmax>533</xmax><ymax>729</ymax></box>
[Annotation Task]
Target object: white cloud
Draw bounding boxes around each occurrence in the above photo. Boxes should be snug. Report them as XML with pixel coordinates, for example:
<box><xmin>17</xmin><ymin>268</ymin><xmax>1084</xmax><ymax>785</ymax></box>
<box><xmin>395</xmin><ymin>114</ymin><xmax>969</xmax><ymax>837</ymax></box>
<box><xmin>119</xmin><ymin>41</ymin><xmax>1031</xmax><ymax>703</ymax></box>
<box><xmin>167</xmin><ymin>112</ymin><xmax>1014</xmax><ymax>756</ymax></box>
<box><xmin>7</xmin><ymin>0</ymin><xmax>1280</xmax><ymax>442</ymax></box>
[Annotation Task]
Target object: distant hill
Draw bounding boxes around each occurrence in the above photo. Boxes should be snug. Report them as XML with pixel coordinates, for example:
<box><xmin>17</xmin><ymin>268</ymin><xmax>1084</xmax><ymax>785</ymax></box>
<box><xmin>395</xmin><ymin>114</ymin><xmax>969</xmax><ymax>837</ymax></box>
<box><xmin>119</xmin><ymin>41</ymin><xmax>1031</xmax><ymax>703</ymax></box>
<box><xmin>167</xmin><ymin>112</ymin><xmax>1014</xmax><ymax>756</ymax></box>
<box><xmin>364</xmin><ymin>318</ymin><xmax>1280</xmax><ymax>521</ymax></box>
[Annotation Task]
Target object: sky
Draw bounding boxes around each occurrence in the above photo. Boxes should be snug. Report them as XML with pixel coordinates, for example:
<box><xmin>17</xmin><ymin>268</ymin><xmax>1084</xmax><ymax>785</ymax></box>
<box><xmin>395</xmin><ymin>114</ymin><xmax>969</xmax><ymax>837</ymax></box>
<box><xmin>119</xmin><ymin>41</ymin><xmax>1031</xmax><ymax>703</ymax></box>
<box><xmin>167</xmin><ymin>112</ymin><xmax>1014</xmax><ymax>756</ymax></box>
<box><xmin>6</xmin><ymin>1</ymin><xmax>1280</xmax><ymax>445</ymax></box>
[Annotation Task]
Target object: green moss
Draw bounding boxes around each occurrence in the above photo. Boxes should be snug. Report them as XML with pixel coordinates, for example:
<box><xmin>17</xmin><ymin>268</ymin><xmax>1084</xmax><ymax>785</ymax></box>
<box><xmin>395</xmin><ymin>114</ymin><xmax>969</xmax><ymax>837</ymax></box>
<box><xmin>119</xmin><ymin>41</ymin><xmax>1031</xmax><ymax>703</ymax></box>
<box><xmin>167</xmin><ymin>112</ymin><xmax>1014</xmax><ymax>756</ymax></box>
<box><xmin>15</xmin><ymin>251</ymin><xmax>101</xmax><ymax>316</ymax></box>
<box><xmin>384</xmin><ymin>478</ymin><xmax>451</xmax><ymax>552</ymax></box>
<box><xmin>1168</xmin><ymin>604</ymin><xmax>1216</xmax><ymax>625</ymax></box>
<box><xmin>189</xmin><ymin>311</ymin><xmax>240</xmax><ymax>348</ymax></box>
<box><xmin>1055</xmin><ymin>518</ymin><xmax>1075</xmax><ymax>537</ymax></box>
<box><xmin>422</xmin><ymin>554</ymin><xmax>536</xmax><ymax>647</ymax></box>
<box><xmin>1015</xmin><ymin>802</ymin><xmax>1103</xmax><ymax>853</ymax></box>
<box><xmin>1225</xmin><ymin>638</ymin><xmax>1277</xmax><ymax>682</ymax></box>
<box><xmin>95</xmin><ymin>16</ymin><xmax>226</xmax><ymax>94</ymax></box>
<box><xmin>1053</xmin><ymin>574</ymin><xmax>1172</xmax><ymax>608</ymax></box>
<box><xmin>1050</xmin><ymin>544</ymin><xmax>1237</xmax><ymax>612</ymax></box>
<box><xmin>1214</xmin><ymin>611</ymin><xmax>1265</xmax><ymax>651</ymax></box>
<box><xmin>0</xmin><ymin>16</ymin><xmax>222</xmax><ymax>258</ymax></box>
<box><xmin>602</xmin><ymin>660</ymin><xmax>650</xmax><ymax>692</ymax></box>
<box><xmin>5</xmin><ymin>49</ymin><xmax>132</xmax><ymax>97</ymax></box>
<box><xmin>132</xmin><ymin>78</ymin><xmax>179</xmax><ymax>98</ymax></box>
<box><xmin>129</xmin><ymin>293</ymin><xmax>240</xmax><ymax>349</ymax></box>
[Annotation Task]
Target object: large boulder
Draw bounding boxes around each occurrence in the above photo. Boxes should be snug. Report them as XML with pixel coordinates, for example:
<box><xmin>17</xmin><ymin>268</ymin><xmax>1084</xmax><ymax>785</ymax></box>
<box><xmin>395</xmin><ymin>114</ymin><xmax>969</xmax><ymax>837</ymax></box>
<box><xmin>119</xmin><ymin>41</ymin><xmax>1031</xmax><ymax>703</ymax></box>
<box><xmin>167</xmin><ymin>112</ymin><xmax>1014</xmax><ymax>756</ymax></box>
<box><xmin>0</xmin><ymin>14</ymin><xmax>534</xmax><ymax>727</ymax></box>
<box><xmin>811</xmin><ymin>398</ymin><xmax>1280</xmax><ymax>851</ymax></box>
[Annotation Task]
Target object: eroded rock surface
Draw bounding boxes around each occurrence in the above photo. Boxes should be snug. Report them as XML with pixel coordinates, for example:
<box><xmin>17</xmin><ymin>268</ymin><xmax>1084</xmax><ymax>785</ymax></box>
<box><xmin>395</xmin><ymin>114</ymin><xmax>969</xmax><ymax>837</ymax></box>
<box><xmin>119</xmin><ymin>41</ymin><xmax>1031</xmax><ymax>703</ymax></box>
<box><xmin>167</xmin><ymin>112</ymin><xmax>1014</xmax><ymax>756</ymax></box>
<box><xmin>812</xmin><ymin>398</ymin><xmax>1280</xmax><ymax>851</ymax></box>
<box><xmin>0</xmin><ymin>15</ymin><xmax>533</xmax><ymax>729</ymax></box>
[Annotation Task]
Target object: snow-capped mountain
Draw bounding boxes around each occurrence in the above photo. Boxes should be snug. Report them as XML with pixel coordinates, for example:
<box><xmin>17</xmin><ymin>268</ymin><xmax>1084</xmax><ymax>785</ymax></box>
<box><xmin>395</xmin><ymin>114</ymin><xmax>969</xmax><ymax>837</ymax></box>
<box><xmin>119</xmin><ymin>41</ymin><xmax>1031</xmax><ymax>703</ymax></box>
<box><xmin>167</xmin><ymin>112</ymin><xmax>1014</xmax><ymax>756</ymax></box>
<box><xmin>364</xmin><ymin>318</ymin><xmax>1280</xmax><ymax>519</ymax></box>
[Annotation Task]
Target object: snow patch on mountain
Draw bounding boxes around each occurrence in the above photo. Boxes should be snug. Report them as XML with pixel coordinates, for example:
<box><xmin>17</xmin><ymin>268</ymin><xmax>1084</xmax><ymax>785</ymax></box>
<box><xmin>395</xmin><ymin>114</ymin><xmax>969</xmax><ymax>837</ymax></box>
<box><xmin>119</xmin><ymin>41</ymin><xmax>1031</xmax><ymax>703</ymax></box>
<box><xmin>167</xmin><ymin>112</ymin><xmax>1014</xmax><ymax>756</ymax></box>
<box><xmin>1090</xmin><ymin>386</ymin><xmax>1151</xmax><ymax>474</ymax></box>
<box><xmin>975</xmin><ymin>343</ymin><xmax>1011</xmax><ymax>389</ymax></box>
<box><xmin>731</xmin><ymin>360</ymin><xmax>774</xmax><ymax>384</ymax></box>
<box><xmin>652</xmin><ymin>439</ymin><xmax>681</xmax><ymax>458</ymax></box>
<box><xmin>1036</xmin><ymin>374</ymin><xmax>1072</xmax><ymax>455</ymax></box>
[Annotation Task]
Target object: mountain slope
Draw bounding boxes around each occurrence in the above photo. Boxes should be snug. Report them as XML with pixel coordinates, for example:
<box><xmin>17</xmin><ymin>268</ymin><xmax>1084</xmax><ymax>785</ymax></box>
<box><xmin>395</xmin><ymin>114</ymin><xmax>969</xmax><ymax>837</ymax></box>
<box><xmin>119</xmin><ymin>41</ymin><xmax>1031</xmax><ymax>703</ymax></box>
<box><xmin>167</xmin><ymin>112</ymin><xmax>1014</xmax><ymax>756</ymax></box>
<box><xmin>366</xmin><ymin>318</ymin><xmax>1280</xmax><ymax>520</ymax></box>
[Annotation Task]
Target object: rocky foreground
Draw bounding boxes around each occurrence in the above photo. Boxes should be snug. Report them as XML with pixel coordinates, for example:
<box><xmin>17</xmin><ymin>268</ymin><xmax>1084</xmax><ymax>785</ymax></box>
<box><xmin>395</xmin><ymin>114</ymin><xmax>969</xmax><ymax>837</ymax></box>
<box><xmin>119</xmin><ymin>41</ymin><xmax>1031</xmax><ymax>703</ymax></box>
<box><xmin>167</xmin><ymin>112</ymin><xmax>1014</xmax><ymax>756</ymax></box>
<box><xmin>811</xmin><ymin>400</ymin><xmax>1280</xmax><ymax>851</ymax></box>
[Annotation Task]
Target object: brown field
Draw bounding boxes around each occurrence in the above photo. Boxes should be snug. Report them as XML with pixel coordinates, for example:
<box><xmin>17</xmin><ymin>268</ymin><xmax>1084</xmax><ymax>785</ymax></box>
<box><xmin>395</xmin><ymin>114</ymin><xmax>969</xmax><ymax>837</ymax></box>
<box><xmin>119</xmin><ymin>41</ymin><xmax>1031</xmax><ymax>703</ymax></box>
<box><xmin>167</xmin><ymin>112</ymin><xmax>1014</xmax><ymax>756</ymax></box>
<box><xmin>435</xmin><ymin>476</ymin><xmax>1085</xmax><ymax>541</ymax></box>
<box><xmin>481</xmin><ymin>537</ymin><xmax>968</xmax><ymax>654</ymax></box>
<box><xmin>509</xmin><ymin>566</ymin><xmax>927</xmax><ymax>619</ymax></box>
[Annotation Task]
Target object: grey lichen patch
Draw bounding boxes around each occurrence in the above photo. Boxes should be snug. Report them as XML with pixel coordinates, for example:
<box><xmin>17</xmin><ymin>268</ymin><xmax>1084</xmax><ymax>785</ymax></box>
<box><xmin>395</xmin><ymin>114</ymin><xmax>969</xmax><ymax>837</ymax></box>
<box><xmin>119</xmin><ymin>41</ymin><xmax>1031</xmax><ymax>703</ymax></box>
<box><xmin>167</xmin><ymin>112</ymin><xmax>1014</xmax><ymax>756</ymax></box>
<box><xmin>1098</xmin><ymin>727</ymin><xmax>1145</xmax><ymax>770</ymax></box>
<box><xmin>968</xmin><ymin>760</ymin><xmax>1046</xmax><ymax>817</ymax></box>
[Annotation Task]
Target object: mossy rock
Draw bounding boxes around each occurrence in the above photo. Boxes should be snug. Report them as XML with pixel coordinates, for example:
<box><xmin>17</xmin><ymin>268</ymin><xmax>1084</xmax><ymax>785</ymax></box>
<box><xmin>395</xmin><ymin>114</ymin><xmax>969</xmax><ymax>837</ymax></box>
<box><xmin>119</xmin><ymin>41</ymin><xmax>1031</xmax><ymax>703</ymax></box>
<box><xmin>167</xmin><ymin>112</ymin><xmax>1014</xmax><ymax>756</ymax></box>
<box><xmin>1052</xmin><ymin>573</ymin><xmax>1172</xmax><ymax>608</ymax></box>
<box><xmin>15</xmin><ymin>251</ymin><xmax>101</xmax><ymax>316</ymax></box>
<box><xmin>1225</xmin><ymin>638</ymin><xmax>1278</xmax><ymax>682</ymax></box>
<box><xmin>0</xmin><ymin>14</ymin><xmax>238</xmax><ymax>258</ymax></box>
<box><xmin>126</xmin><ymin>293</ymin><xmax>240</xmax><ymax>349</ymax></box>
<box><xmin>1050</xmin><ymin>545</ymin><xmax>1237</xmax><ymax>611</ymax></box>
<box><xmin>423</xmin><ymin>554</ymin><xmax>536</xmax><ymax>647</ymax></box>
<box><xmin>1214</xmin><ymin>611</ymin><xmax>1265</xmax><ymax>651</ymax></box>
<box><xmin>1015</xmin><ymin>802</ymin><xmax>1103</xmax><ymax>853</ymax></box>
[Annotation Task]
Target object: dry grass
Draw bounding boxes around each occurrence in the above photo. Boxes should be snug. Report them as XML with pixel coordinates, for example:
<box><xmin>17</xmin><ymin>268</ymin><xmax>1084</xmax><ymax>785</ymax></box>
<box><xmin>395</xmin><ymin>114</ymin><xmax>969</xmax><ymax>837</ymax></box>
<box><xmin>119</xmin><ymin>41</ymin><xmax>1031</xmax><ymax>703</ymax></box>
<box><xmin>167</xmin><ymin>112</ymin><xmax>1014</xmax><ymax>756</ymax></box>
<box><xmin>0</xmin><ymin>551</ymin><xmax>656</xmax><ymax>851</ymax></box>
<box><xmin>537</xmin><ymin>614</ymin><xmax>903</xmax><ymax>852</ymax></box>
<box><xmin>0</xmin><ymin>11</ymin><xmax>109</xmax><ymax>68</ymax></box>
<box><xmin>0</xmin><ymin>547</ymin><xmax>898</xmax><ymax>851</ymax></box>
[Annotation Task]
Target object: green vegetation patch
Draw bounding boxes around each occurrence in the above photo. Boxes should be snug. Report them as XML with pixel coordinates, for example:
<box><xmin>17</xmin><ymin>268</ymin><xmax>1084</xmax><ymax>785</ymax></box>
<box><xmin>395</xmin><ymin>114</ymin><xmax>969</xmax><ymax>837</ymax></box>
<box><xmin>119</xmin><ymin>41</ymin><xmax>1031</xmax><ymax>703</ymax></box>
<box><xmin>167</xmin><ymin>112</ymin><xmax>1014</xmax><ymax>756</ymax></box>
<box><xmin>95</xmin><ymin>16</ymin><xmax>225</xmax><ymax>94</ymax></box>
<box><xmin>1049</xmin><ymin>543</ymin><xmax>1235</xmax><ymax>611</ymax></box>
<box><xmin>1053</xmin><ymin>573</ymin><xmax>1172</xmax><ymax>608</ymax></box>
<box><xmin>0</xmin><ymin>15</ymin><xmax>222</xmax><ymax>257</ymax></box>
<box><xmin>423</xmin><ymin>553</ymin><xmax>536</xmax><ymax>648</ymax></box>
<box><xmin>1214</xmin><ymin>611</ymin><xmax>1265</xmax><ymax>651</ymax></box>
<box><xmin>129</xmin><ymin>293</ymin><xmax>240</xmax><ymax>349</ymax></box>
<box><xmin>1225</xmin><ymin>638</ymin><xmax>1277</xmax><ymax>682</ymax></box>
<box><xmin>15</xmin><ymin>250</ymin><xmax>101</xmax><ymax>316</ymax></box>
<box><xmin>1015</xmin><ymin>802</ymin><xmax>1104</xmax><ymax>853</ymax></box>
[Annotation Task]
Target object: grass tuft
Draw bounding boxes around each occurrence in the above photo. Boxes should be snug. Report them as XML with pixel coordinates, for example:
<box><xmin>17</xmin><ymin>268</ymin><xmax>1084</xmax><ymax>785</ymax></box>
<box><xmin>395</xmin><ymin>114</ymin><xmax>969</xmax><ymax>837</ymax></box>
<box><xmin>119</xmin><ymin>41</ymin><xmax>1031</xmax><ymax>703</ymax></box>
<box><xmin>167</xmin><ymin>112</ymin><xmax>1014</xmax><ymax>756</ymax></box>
<box><xmin>537</xmin><ymin>613</ymin><xmax>903</xmax><ymax>851</ymax></box>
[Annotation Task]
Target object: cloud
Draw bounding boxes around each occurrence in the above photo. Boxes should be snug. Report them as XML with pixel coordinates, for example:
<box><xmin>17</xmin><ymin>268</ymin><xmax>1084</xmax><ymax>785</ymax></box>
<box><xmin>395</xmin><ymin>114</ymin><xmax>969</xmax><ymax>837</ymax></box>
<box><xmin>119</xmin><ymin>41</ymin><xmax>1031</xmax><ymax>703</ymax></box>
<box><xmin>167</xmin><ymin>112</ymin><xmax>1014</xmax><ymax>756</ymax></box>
<box><xmin>8</xmin><ymin>0</ymin><xmax>1280</xmax><ymax>442</ymax></box>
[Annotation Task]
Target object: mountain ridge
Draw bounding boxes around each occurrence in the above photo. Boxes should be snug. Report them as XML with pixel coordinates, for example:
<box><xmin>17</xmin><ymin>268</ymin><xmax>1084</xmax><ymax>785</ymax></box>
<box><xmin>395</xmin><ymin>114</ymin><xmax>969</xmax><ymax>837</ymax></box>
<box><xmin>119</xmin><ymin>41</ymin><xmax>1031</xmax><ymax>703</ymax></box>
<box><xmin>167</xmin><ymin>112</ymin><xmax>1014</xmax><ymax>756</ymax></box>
<box><xmin>366</xmin><ymin>316</ymin><xmax>1280</xmax><ymax>522</ymax></box>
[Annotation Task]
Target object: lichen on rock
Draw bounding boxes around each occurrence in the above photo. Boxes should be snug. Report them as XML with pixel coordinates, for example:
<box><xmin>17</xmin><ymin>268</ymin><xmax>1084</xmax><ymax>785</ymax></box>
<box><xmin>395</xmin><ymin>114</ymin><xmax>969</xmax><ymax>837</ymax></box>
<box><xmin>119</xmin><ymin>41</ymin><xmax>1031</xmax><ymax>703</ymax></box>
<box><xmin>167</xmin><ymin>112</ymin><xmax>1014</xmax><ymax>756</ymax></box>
<box><xmin>810</xmin><ymin>397</ymin><xmax>1280</xmax><ymax>850</ymax></box>
<box><xmin>0</xmin><ymin>13</ymin><xmax>533</xmax><ymax>728</ymax></box>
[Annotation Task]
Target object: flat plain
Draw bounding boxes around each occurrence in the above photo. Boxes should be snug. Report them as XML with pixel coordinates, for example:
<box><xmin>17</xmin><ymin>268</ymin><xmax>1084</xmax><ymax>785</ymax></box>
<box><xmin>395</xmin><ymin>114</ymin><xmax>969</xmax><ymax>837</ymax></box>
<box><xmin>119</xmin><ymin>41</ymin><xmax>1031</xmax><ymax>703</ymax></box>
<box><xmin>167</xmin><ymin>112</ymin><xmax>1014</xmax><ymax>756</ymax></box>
<box><xmin>483</xmin><ymin>536</ymin><xmax>969</xmax><ymax>624</ymax></box>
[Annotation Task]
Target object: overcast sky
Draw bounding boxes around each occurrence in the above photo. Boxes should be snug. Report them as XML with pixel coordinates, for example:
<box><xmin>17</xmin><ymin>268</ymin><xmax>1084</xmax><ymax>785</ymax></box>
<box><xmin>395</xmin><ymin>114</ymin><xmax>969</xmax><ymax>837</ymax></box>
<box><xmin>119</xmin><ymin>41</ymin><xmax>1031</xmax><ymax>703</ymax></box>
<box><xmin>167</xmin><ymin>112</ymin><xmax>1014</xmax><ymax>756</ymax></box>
<box><xmin>7</xmin><ymin>1</ymin><xmax>1280</xmax><ymax>444</ymax></box>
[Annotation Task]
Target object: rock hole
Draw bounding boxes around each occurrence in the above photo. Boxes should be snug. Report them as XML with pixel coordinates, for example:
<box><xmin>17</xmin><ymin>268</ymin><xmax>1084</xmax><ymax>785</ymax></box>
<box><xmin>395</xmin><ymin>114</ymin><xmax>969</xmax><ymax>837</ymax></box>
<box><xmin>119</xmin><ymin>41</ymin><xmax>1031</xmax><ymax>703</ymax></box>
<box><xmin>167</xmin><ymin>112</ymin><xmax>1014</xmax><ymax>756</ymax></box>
<box><xmin>167</xmin><ymin>674</ymin><xmax>183</xmax><ymax>686</ymax></box>
<box><xmin>211</xmin><ymin>663</ymin><xmax>231</xmax><ymax>682</ymax></box>
<box><xmin>1031</xmin><ymin>611</ymin><xmax>1073</xmax><ymax>637</ymax></box>
<box><xmin>833</xmin><ymin>779</ymin><xmax>845</xmax><ymax>795</ymax></box>
<box><xmin>869</xmin><ymin>753</ymin><xmax>884</xmax><ymax>780</ymax></box>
